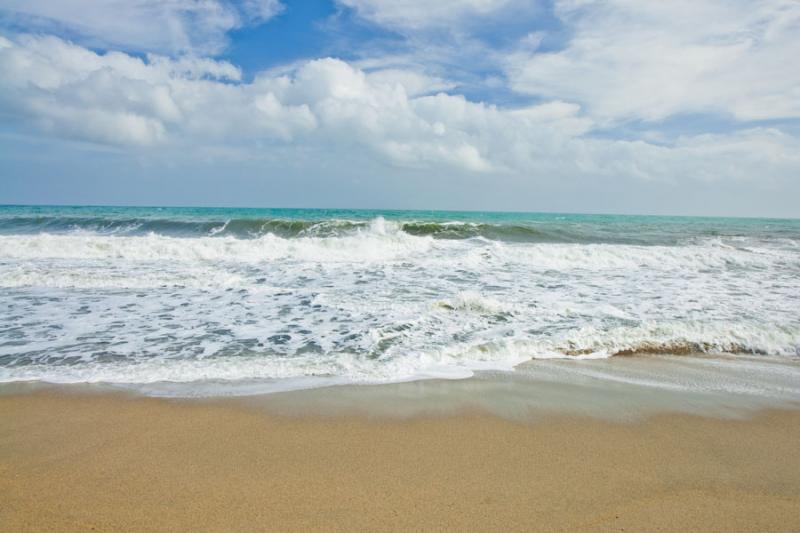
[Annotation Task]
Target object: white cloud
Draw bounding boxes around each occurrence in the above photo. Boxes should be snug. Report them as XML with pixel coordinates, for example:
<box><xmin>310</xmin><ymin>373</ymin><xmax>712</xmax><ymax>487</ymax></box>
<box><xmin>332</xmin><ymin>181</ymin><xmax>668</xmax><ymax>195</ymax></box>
<box><xmin>0</xmin><ymin>0</ymin><xmax>283</xmax><ymax>54</ymax></box>
<box><xmin>0</xmin><ymin>32</ymin><xmax>798</xmax><ymax>187</ymax></box>
<box><xmin>0</xmin><ymin>34</ymin><xmax>581</xmax><ymax>172</ymax></box>
<box><xmin>507</xmin><ymin>0</ymin><xmax>800</xmax><ymax>123</ymax></box>
<box><xmin>337</xmin><ymin>0</ymin><xmax>514</xmax><ymax>30</ymax></box>
<box><xmin>564</xmin><ymin>128</ymin><xmax>800</xmax><ymax>185</ymax></box>
<box><xmin>365</xmin><ymin>69</ymin><xmax>454</xmax><ymax>97</ymax></box>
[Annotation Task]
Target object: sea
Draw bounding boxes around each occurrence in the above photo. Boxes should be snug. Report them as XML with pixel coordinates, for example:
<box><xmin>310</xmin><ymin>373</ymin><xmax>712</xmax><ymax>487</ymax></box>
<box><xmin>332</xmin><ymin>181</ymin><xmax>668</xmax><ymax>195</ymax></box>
<box><xmin>1</xmin><ymin>205</ymin><xmax>799</xmax><ymax>409</ymax></box>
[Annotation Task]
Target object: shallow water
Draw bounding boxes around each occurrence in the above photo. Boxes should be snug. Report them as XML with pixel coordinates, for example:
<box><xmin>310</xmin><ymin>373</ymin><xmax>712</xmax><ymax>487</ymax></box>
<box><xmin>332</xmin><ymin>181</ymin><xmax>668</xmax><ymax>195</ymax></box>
<box><xmin>232</xmin><ymin>354</ymin><xmax>800</xmax><ymax>421</ymax></box>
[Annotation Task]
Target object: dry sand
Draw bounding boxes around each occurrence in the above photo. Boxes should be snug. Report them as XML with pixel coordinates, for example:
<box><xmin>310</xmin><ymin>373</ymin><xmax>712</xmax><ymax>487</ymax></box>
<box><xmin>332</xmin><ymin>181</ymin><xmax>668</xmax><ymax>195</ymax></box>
<box><xmin>2</xmin><ymin>391</ymin><xmax>799</xmax><ymax>532</ymax></box>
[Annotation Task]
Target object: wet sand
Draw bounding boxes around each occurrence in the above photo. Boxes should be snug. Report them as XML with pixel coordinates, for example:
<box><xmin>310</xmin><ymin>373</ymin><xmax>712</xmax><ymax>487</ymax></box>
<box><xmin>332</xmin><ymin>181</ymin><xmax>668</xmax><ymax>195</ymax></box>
<box><xmin>2</xmin><ymin>390</ymin><xmax>799</xmax><ymax>532</ymax></box>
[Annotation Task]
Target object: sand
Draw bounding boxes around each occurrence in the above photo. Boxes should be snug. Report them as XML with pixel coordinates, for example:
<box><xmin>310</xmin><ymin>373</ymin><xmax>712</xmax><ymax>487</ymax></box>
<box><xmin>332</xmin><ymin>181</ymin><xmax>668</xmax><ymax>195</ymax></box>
<box><xmin>2</xmin><ymin>390</ymin><xmax>799</xmax><ymax>532</ymax></box>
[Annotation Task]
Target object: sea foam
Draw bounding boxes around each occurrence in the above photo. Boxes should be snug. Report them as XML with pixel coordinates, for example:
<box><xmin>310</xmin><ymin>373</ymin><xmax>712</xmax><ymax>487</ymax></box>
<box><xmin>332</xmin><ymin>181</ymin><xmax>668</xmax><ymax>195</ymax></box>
<box><xmin>1</xmin><ymin>209</ymin><xmax>799</xmax><ymax>396</ymax></box>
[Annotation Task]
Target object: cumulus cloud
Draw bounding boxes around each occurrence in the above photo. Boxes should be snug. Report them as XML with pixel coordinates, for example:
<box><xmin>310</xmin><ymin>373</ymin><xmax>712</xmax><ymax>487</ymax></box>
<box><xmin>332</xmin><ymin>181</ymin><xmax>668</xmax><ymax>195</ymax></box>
<box><xmin>0</xmin><ymin>32</ymin><xmax>798</xmax><ymax>186</ymax></box>
<box><xmin>0</xmin><ymin>33</ymin><xmax>582</xmax><ymax>172</ymax></box>
<box><xmin>0</xmin><ymin>0</ymin><xmax>283</xmax><ymax>54</ymax></box>
<box><xmin>507</xmin><ymin>0</ymin><xmax>800</xmax><ymax>123</ymax></box>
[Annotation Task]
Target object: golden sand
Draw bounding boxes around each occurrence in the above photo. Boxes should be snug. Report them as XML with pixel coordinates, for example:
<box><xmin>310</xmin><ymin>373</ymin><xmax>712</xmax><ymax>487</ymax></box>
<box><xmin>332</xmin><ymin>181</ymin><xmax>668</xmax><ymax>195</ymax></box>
<box><xmin>2</xmin><ymin>391</ymin><xmax>799</xmax><ymax>532</ymax></box>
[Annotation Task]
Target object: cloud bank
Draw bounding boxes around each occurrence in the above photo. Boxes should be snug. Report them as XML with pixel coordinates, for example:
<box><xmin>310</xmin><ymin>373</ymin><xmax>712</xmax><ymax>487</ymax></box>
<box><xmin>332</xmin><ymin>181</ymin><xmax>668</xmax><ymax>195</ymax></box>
<box><xmin>1</xmin><ymin>32</ymin><xmax>798</xmax><ymax>185</ymax></box>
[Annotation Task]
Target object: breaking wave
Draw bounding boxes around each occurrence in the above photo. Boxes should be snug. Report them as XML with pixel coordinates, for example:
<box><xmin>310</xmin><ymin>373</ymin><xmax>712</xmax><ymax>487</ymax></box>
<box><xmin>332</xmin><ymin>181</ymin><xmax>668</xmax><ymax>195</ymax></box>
<box><xmin>5</xmin><ymin>211</ymin><xmax>797</xmax><ymax>245</ymax></box>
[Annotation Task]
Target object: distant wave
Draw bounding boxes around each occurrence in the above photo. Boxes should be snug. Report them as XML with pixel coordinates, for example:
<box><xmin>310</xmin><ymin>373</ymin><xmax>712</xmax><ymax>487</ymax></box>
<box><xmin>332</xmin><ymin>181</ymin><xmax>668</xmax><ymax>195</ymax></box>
<box><xmin>0</xmin><ymin>214</ymin><xmax>577</xmax><ymax>242</ymax></box>
<box><xmin>0</xmin><ymin>213</ymin><xmax>770</xmax><ymax>244</ymax></box>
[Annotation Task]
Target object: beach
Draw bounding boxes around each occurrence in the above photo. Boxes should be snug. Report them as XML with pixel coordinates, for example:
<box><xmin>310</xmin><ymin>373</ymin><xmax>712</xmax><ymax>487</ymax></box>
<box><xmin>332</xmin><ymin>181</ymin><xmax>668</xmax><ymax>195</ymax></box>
<box><xmin>3</xmin><ymin>0</ymin><xmax>800</xmax><ymax>529</ymax></box>
<box><xmin>2</xmin><ymin>389</ymin><xmax>800</xmax><ymax>532</ymax></box>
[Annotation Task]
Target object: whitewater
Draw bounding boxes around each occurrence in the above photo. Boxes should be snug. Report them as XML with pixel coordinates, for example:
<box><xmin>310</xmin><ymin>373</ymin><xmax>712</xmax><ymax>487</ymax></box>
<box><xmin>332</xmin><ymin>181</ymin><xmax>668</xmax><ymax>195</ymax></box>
<box><xmin>1</xmin><ymin>206</ymin><xmax>799</xmax><ymax>398</ymax></box>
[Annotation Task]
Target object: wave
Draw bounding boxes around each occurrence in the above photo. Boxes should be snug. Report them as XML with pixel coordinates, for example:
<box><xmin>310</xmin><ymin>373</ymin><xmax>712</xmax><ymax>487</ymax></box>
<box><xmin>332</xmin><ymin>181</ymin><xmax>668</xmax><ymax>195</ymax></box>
<box><xmin>0</xmin><ymin>224</ymin><xmax>435</xmax><ymax>265</ymax></box>
<box><xmin>0</xmin><ymin>213</ymin><xmax>571</xmax><ymax>242</ymax></box>
<box><xmin>1</xmin><ymin>323</ymin><xmax>796</xmax><ymax>395</ymax></box>
<box><xmin>1</xmin><ymin>214</ymin><xmax>768</xmax><ymax>245</ymax></box>
<box><xmin>0</xmin><ymin>215</ymin><xmax>370</xmax><ymax>238</ymax></box>
<box><xmin>0</xmin><ymin>229</ymin><xmax>795</xmax><ymax>272</ymax></box>
<box><xmin>400</xmin><ymin>221</ymin><xmax>563</xmax><ymax>242</ymax></box>
<box><xmin>549</xmin><ymin>323</ymin><xmax>800</xmax><ymax>358</ymax></box>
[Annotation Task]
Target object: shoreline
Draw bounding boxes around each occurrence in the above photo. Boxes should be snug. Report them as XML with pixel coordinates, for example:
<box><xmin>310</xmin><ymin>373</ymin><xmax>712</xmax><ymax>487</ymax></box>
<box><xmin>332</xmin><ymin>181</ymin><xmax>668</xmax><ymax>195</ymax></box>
<box><xmin>5</xmin><ymin>352</ymin><xmax>800</xmax><ymax>421</ymax></box>
<box><xmin>2</xmin><ymin>389</ymin><xmax>800</xmax><ymax>531</ymax></box>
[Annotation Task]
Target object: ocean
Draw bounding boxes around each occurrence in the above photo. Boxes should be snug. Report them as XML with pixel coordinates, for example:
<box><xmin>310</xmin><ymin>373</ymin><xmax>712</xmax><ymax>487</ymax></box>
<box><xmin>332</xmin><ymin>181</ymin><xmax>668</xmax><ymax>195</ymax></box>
<box><xmin>1</xmin><ymin>205</ymin><xmax>799</xmax><ymax>402</ymax></box>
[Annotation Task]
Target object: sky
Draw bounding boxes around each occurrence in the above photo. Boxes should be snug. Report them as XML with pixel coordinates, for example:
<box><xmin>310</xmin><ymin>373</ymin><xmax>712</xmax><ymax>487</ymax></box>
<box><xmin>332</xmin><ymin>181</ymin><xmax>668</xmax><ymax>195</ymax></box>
<box><xmin>0</xmin><ymin>0</ymin><xmax>799</xmax><ymax>217</ymax></box>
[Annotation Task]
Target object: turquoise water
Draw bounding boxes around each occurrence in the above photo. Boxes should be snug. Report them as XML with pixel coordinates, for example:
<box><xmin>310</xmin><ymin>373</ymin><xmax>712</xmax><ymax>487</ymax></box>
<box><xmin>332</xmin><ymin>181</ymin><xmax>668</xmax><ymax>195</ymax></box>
<box><xmin>1</xmin><ymin>205</ymin><xmax>799</xmax><ymax>243</ymax></box>
<box><xmin>0</xmin><ymin>205</ymin><xmax>799</xmax><ymax>397</ymax></box>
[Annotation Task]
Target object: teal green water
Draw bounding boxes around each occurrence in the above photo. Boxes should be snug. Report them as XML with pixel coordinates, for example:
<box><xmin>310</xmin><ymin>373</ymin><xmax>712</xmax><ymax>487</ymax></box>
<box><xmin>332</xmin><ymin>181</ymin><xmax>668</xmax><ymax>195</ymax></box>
<box><xmin>1</xmin><ymin>205</ymin><xmax>798</xmax><ymax>244</ymax></box>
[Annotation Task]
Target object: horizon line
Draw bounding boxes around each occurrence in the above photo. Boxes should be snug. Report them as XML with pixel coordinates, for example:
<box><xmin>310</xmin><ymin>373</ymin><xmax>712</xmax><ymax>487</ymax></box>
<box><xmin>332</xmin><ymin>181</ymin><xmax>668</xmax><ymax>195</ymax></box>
<box><xmin>1</xmin><ymin>203</ymin><xmax>797</xmax><ymax>222</ymax></box>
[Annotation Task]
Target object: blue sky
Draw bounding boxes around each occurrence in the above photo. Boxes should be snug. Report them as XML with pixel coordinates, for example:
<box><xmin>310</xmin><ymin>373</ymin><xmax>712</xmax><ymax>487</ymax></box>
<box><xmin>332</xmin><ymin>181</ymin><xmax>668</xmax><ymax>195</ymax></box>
<box><xmin>1</xmin><ymin>0</ymin><xmax>799</xmax><ymax>216</ymax></box>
